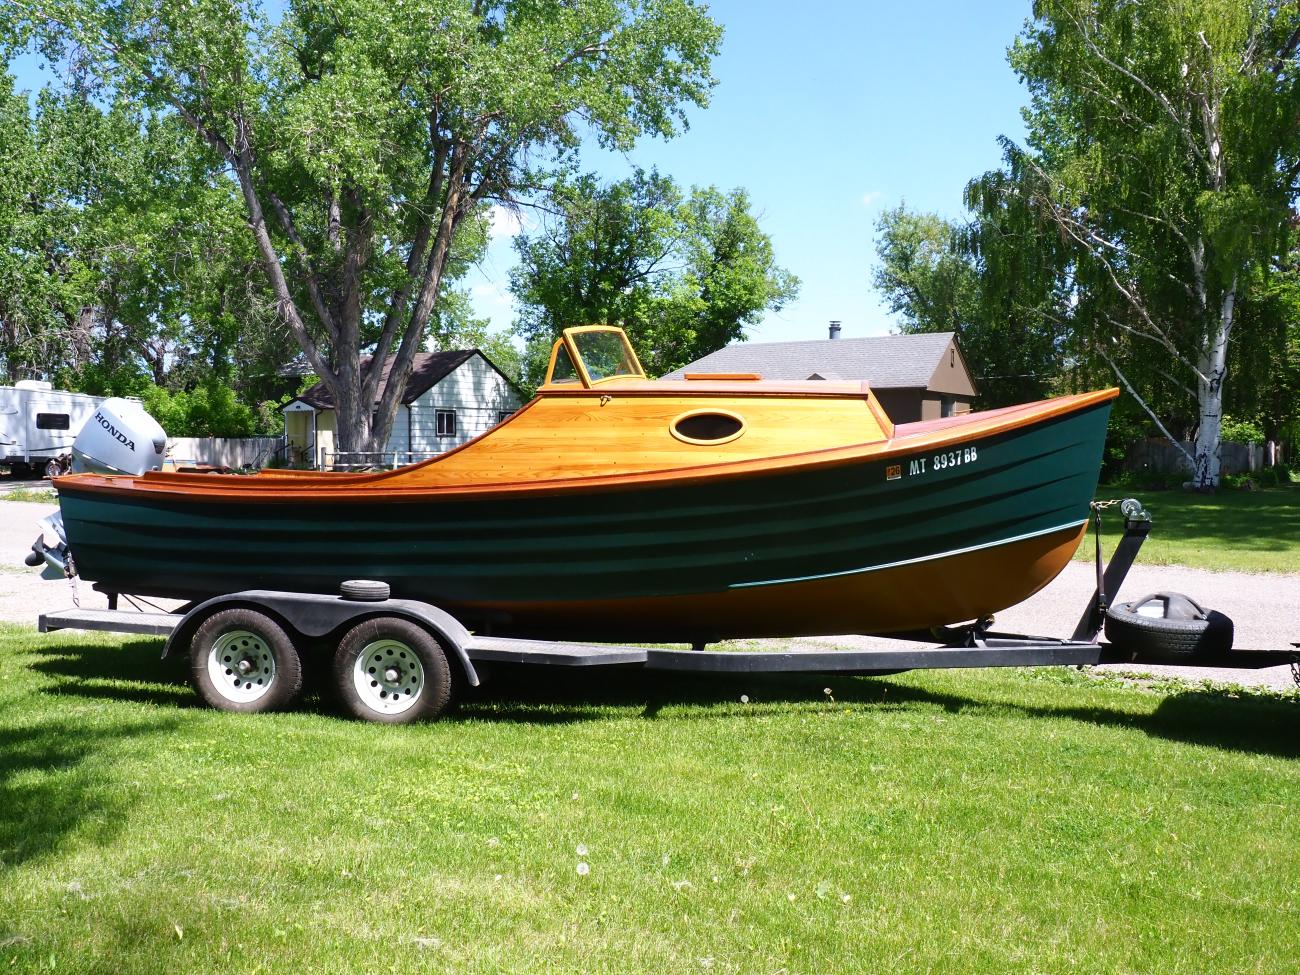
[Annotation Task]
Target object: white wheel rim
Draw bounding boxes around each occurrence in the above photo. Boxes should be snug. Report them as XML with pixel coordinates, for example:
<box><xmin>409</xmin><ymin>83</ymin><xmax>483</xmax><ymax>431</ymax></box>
<box><xmin>352</xmin><ymin>638</ymin><xmax>424</xmax><ymax>715</ymax></box>
<box><xmin>207</xmin><ymin>629</ymin><xmax>277</xmax><ymax>703</ymax></box>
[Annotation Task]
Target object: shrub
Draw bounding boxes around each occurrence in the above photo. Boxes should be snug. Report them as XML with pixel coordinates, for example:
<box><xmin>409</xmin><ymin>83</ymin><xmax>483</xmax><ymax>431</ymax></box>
<box><xmin>1220</xmin><ymin>414</ymin><xmax>1265</xmax><ymax>444</ymax></box>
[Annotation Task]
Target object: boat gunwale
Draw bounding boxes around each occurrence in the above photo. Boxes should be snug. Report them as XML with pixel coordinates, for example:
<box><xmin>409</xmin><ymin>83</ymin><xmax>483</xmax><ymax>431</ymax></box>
<box><xmin>54</xmin><ymin>387</ymin><xmax>1119</xmax><ymax>505</ymax></box>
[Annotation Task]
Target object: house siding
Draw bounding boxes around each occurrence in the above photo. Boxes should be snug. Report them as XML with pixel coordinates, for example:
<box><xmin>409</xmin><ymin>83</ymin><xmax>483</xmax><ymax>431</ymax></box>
<box><xmin>926</xmin><ymin>338</ymin><xmax>978</xmax><ymax>397</ymax></box>
<box><xmin>873</xmin><ymin>389</ymin><xmax>923</xmax><ymax>424</ymax></box>
<box><xmin>389</xmin><ymin>404</ymin><xmax>410</xmax><ymax>454</ymax></box>
<box><xmin>395</xmin><ymin>355</ymin><xmax>523</xmax><ymax>455</ymax></box>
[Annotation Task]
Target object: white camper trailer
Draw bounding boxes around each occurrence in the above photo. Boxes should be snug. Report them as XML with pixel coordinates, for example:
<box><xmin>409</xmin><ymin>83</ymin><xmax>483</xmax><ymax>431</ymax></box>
<box><xmin>0</xmin><ymin>381</ymin><xmax>105</xmax><ymax>478</ymax></box>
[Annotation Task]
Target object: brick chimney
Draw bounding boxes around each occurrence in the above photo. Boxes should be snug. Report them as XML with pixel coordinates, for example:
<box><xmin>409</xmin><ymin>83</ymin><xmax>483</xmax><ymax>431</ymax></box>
<box><xmin>828</xmin><ymin>320</ymin><xmax>842</xmax><ymax>340</ymax></box>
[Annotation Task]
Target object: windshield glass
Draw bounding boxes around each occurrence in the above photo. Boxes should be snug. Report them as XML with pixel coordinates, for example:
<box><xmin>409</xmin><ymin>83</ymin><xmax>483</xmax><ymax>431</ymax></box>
<box><xmin>549</xmin><ymin>343</ymin><xmax>580</xmax><ymax>384</ymax></box>
<box><xmin>571</xmin><ymin>330</ymin><xmax>643</xmax><ymax>382</ymax></box>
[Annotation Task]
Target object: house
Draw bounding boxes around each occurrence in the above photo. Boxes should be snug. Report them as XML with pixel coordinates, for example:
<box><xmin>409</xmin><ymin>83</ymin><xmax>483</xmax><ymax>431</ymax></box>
<box><xmin>282</xmin><ymin>349</ymin><xmax>524</xmax><ymax>468</ymax></box>
<box><xmin>661</xmin><ymin>324</ymin><xmax>977</xmax><ymax>423</ymax></box>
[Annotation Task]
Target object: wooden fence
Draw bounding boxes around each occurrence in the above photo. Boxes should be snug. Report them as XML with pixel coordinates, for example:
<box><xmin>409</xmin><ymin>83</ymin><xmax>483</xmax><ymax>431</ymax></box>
<box><xmin>167</xmin><ymin>437</ymin><xmax>283</xmax><ymax>469</ymax></box>
<box><xmin>1123</xmin><ymin>438</ymin><xmax>1285</xmax><ymax>475</ymax></box>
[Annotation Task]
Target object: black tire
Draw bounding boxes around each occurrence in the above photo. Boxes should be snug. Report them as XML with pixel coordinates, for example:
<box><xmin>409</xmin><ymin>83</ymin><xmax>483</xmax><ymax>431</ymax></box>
<box><xmin>1103</xmin><ymin>592</ymin><xmax>1233</xmax><ymax>661</ymax></box>
<box><xmin>339</xmin><ymin>579</ymin><xmax>391</xmax><ymax>602</ymax></box>
<box><xmin>333</xmin><ymin>617</ymin><xmax>453</xmax><ymax>724</ymax></box>
<box><xmin>44</xmin><ymin>458</ymin><xmax>64</xmax><ymax>479</ymax></box>
<box><xmin>189</xmin><ymin>608</ymin><xmax>304</xmax><ymax>713</ymax></box>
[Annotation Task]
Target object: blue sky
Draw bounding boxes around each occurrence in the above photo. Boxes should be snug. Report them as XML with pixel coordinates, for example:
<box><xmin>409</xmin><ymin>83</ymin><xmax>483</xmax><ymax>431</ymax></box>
<box><xmin>10</xmin><ymin>1</ymin><xmax>1035</xmax><ymax>346</ymax></box>
<box><xmin>472</xmin><ymin>1</ymin><xmax>1035</xmax><ymax>344</ymax></box>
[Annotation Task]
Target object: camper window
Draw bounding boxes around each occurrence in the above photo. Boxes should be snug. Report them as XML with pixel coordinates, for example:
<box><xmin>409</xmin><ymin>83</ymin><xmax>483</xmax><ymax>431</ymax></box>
<box><xmin>36</xmin><ymin>413</ymin><xmax>70</xmax><ymax>430</ymax></box>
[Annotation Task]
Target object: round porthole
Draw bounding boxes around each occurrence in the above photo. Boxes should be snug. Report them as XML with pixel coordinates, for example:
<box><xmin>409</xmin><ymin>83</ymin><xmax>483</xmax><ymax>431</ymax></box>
<box><xmin>670</xmin><ymin>410</ymin><xmax>746</xmax><ymax>445</ymax></box>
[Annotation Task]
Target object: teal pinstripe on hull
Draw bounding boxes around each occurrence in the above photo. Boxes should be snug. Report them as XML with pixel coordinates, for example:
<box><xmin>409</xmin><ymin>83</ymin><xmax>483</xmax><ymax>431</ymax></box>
<box><xmin>57</xmin><ymin>400</ymin><xmax>1111</xmax><ymax>639</ymax></box>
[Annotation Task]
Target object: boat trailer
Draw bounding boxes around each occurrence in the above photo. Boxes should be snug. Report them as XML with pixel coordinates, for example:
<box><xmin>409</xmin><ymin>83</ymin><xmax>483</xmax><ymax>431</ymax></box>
<box><xmin>36</xmin><ymin>500</ymin><xmax>1296</xmax><ymax>722</ymax></box>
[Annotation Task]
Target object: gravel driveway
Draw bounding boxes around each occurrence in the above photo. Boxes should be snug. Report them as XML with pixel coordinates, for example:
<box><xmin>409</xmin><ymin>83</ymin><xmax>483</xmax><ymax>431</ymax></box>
<box><xmin>4</xmin><ymin>497</ymin><xmax>1296</xmax><ymax>690</ymax></box>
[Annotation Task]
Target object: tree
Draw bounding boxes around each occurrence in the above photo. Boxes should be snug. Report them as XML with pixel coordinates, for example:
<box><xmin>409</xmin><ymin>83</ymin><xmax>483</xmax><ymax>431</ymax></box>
<box><xmin>872</xmin><ymin>203</ymin><xmax>1064</xmax><ymax>407</ymax></box>
<box><xmin>0</xmin><ymin>63</ymin><xmax>297</xmax><ymax>411</ymax></box>
<box><xmin>970</xmin><ymin>0</ymin><xmax>1300</xmax><ymax>488</ymax></box>
<box><xmin>0</xmin><ymin>72</ymin><xmax>101</xmax><ymax>382</ymax></box>
<box><xmin>1227</xmin><ymin>234</ymin><xmax>1300</xmax><ymax>447</ymax></box>
<box><xmin>872</xmin><ymin>205</ymin><xmax>979</xmax><ymax>335</ymax></box>
<box><xmin>510</xmin><ymin>169</ymin><xmax>798</xmax><ymax>380</ymax></box>
<box><xmin>10</xmin><ymin>0</ymin><xmax>722</xmax><ymax>453</ymax></box>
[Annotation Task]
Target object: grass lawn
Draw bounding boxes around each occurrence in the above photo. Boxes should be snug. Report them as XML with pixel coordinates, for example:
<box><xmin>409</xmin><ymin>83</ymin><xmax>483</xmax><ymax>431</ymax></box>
<box><xmin>1</xmin><ymin>625</ymin><xmax>1297</xmax><ymax>974</ymax></box>
<box><xmin>0</xmin><ymin>487</ymin><xmax>57</xmax><ymax>504</ymax></box>
<box><xmin>1078</xmin><ymin>484</ymin><xmax>1300</xmax><ymax>573</ymax></box>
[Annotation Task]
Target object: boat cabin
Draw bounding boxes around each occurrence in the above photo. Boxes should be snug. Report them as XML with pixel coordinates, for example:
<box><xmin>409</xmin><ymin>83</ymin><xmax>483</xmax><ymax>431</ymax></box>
<box><xmin>403</xmin><ymin>324</ymin><xmax>896</xmax><ymax>484</ymax></box>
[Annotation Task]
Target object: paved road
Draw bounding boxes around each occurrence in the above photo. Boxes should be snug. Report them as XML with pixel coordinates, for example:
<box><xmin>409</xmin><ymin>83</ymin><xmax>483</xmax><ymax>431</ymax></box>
<box><xmin>3</xmin><ymin>498</ymin><xmax>1296</xmax><ymax>690</ymax></box>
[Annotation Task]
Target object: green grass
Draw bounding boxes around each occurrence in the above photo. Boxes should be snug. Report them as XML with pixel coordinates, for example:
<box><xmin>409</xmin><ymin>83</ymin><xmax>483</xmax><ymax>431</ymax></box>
<box><xmin>0</xmin><ymin>487</ymin><xmax>57</xmax><ymax>504</ymax></box>
<box><xmin>1</xmin><ymin>625</ymin><xmax>1297</xmax><ymax>973</ymax></box>
<box><xmin>1078</xmin><ymin>484</ymin><xmax>1300</xmax><ymax>573</ymax></box>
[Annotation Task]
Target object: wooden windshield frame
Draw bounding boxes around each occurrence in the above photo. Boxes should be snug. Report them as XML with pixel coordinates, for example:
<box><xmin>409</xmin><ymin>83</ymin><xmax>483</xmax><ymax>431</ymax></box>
<box><xmin>542</xmin><ymin>325</ymin><xmax>647</xmax><ymax>389</ymax></box>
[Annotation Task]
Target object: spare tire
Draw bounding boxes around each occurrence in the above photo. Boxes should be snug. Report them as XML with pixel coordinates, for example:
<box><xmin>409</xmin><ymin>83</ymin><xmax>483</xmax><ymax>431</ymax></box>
<box><xmin>339</xmin><ymin>579</ymin><xmax>391</xmax><ymax>602</ymax></box>
<box><xmin>1103</xmin><ymin>592</ymin><xmax>1233</xmax><ymax>661</ymax></box>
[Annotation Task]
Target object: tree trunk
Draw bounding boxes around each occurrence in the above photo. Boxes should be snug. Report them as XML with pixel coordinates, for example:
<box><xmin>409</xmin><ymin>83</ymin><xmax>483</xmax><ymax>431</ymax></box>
<box><xmin>1191</xmin><ymin>287</ymin><xmax>1235</xmax><ymax>491</ymax></box>
<box><xmin>334</xmin><ymin>382</ymin><xmax>373</xmax><ymax>458</ymax></box>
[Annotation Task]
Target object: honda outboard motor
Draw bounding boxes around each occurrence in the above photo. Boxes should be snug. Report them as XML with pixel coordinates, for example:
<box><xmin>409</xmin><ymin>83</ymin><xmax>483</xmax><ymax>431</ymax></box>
<box><xmin>26</xmin><ymin>397</ymin><xmax>167</xmax><ymax>580</ymax></box>
<box><xmin>71</xmin><ymin>397</ymin><xmax>166</xmax><ymax>476</ymax></box>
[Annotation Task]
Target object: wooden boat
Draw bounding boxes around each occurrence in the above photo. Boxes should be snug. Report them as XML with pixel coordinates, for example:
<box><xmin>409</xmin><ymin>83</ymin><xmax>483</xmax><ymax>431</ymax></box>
<box><xmin>53</xmin><ymin>326</ymin><xmax>1118</xmax><ymax>642</ymax></box>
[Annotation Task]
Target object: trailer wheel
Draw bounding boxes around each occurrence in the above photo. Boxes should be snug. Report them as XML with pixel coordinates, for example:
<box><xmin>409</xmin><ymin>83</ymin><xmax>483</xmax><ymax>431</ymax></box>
<box><xmin>190</xmin><ymin>608</ymin><xmax>304</xmax><ymax>713</ymax></box>
<box><xmin>334</xmin><ymin>617</ymin><xmax>452</xmax><ymax>724</ymax></box>
<box><xmin>1103</xmin><ymin>592</ymin><xmax>1233</xmax><ymax>661</ymax></box>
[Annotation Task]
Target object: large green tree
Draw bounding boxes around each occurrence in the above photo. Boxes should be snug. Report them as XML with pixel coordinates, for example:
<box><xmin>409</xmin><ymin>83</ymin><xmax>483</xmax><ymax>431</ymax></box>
<box><xmin>0</xmin><ymin>66</ymin><xmax>299</xmax><ymax>420</ymax></box>
<box><xmin>0</xmin><ymin>72</ymin><xmax>102</xmax><ymax>382</ymax></box>
<box><xmin>511</xmin><ymin>169</ymin><xmax>798</xmax><ymax>380</ymax></box>
<box><xmin>9</xmin><ymin>0</ymin><xmax>722</xmax><ymax>452</ymax></box>
<box><xmin>872</xmin><ymin>203</ymin><xmax>1065</xmax><ymax>408</ymax></box>
<box><xmin>1226</xmin><ymin>233</ymin><xmax>1300</xmax><ymax>446</ymax></box>
<box><xmin>971</xmin><ymin>0</ymin><xmax>1300</xmax><ymax>488</ymax></box>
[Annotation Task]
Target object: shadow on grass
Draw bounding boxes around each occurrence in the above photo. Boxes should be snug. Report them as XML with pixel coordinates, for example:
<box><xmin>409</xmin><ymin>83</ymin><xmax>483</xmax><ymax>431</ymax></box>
<box><xmin>0</xmin><ymin>636</ymin><xmax>185</xmax><ymax>871</ymax></box>
<box><xmin>1162</xmin><ymin>495</ymin><xmax>1300</xmax><ymax>553</ymax></box>
<box><xmin>0</xmin><ymin>716</ymin><xmax>180</xmax><ymax>872</ymax></box>
<box><xmin>30</xmin><ymin>639</ymin><xmax>1299</xmax><ymax>759</ymax></box>
<box><xmin>456</xmin><ymin>664</ymin><xmax>1300</xmax><ymax>758</ymax></box>
<box><xmin>1032</xmin><ymin>690</ymin><xmax>1300</xmax><ymax>759</ymax></box>
<box><xmin>30</xmin><ymin>637</ymin><xmax>196</xmax><ymax>710</ymax></box>
<box><xmin>1096</xmin><ymin>485</ymin><xmax>1300</xmax><ymax>556</ymax></box>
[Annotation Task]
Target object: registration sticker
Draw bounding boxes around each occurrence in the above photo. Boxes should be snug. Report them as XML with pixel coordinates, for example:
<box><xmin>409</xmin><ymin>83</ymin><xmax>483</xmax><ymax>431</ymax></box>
<box><xmin>885</xmin><ymin>464</ymin><xmax>902</xmax><ymax>481</ymax></box>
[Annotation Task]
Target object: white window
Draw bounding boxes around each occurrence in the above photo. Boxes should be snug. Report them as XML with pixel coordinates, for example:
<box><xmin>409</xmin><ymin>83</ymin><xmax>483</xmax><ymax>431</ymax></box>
<box><xmin>435</xmin><ymin>409</ymin><xmax>456</xmax><ymax>437</ymax></box>
<box><xmin>496</xmin><ymin>410</ymin><xmax>513</xmax><ymax>424</ymax></box>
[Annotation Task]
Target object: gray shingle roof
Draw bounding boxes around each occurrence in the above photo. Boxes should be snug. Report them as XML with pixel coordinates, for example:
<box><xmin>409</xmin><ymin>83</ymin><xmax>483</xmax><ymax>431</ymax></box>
<box><xmin>287</xmin><ymin>349</ymin><xmax>477</xmax><ymax>410</ymax></box>
<box><xmin>660</xmin><ymin>333</ymin><xmax>957</xmax><ymax>388</ymax></box>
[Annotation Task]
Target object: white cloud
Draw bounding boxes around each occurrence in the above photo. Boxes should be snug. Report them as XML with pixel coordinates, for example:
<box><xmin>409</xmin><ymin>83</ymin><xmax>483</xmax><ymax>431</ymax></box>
<box><xmin>472</xmin><ymin>282</ymin><xmax>514</xmax><ymax>307</ymax></box>
<box><xmin>488</xmin><ymin>204</ymin><xmax>525</xmax><ymax>239</ymax></box>
<box><xmin>860</xmin><ymin>190</ymin><xmax>885</xmax><ymax>208</ymax></box>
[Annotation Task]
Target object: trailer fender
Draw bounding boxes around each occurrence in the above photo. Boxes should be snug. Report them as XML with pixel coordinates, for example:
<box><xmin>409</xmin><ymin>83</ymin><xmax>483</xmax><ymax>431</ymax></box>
<box><xmin>163</xmin><ymin>590</ymin><xmax>479</xmax><ymax>687</ymax></box>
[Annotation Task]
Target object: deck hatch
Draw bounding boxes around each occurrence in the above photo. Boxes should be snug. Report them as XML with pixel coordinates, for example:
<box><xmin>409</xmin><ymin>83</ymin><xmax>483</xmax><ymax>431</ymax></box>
<box><xmin>670</xmin><ymin>410</ymin><xmax>746</xmax><ymax>445</ymax></box>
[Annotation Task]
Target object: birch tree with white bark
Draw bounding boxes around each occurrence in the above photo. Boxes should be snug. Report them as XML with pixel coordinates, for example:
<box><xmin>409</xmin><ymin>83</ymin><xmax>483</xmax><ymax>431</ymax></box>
<box><xmin>969</xmin><ymin>0</ymin><xmax>1300</xmax><ymax>489</ymax></box>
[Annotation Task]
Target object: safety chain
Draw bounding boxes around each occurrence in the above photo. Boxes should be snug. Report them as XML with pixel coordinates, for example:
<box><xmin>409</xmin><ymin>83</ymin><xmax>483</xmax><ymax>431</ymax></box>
<box><xmin>1087</xmin><ymin>501</ymin><xmax>1109</xmax><ymax>618</ymax></box>
<box><xmin>1291</xmin><ymin>645</ymin><xmax>1300</xmax><ymax>688</ymax></box>
<box><xmin>1086</xmin><ymin>498</ymin><xmax>1151</xmax><ymax>626</ymax></box>
<box><xmin>64</xmin><ymin>551</ymin><xmax>80</xmax><ymax>609</ymax></box>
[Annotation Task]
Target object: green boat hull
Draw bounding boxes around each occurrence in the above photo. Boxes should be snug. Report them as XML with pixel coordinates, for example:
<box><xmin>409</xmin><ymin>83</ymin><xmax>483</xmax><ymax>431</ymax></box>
<box><xmin>57</xmin><ymin>399</ymin><xmax>1112</xmax><ymax>639</ymax></box>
